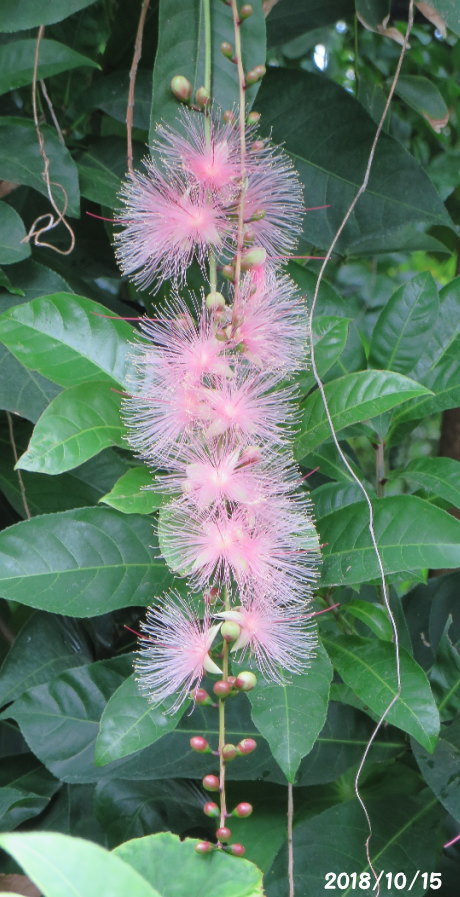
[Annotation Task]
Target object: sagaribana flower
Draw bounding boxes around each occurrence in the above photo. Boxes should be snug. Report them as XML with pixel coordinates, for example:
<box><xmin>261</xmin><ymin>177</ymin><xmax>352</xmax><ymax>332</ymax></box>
<box><xmin>135</xmin><ymin>591</ymin><xmax>222</xmax><ymax>712</ymax></box>
<box><xmin>217</xmin><ymin>596</ymin><xmax>317</xmax><ymax>682</ymax></box>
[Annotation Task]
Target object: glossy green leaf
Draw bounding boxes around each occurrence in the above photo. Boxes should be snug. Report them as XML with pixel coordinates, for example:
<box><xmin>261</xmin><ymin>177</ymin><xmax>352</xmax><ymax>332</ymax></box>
<box><xmin>0</xmin><ymin>757</ymin><xmax>60</xmax><ymax>831</ymax></box>
<box><xmin>266</xmin><ymin>0</ymin><xmax>354</xmax><ymax>45</ymax></box>
<box><xmin>247</xmin><ymin>643</ymin><xmax>332</xmax><ymax>781</ymax></box>
<box><xmin>430</xmin><ymin>621</ymin><xmax>460</xmax><ymax>721</ymax></box>
<box><xmin>100</xmin><ymin>467</ymin><xmax>167</xmax><ymax>515</ymax></box>
<box><xmin>0</xmin><ymin>507</ymin><xmax>172</xmax><ymax>616</ymax></box>
<box><xmin>256</xmin><ymin>69</ymin><xmax>451</xmax><ymax>254</ymax></box>
<box><xmin>319</xmin><ymin>495</ymin><xmax>460</xmax><ymax>586</ymax></box>
<box><xmin>115</xmin><ymin>832</ymin><xmax>264</xmax><ymax>897</ymax></box>
<box><xmin>0</xmin><ymin>293</ymin><xmax>134</xmax><ymax>388</ymax></box>
<box><xmin>397</xmin><ymin>457</ymin><xmax>460</xmax><ymax>509</ymax></box>
<box><xmin>266</xmin><ymin>792</ymin><xmax>441</xmax><ymax>897</ymax></box>
<box><xmin>324</xmin><ymin>635</ymin><xmax>440</xmax><ymax>751</ymax></box>
<box><xmin>426</xmin><ymin>0</ymin><xmax>460</xmax><ymax>36</ymax></box>
<box><xmin>295</xmin><ymin>370</ymin><xmax>430</xmax><ymax>459</ymax></box>
<box><xmin>355</xmin><ymin>0</ymin><xmax>389</xmax><ymax>29</ymax></box>
<box><xmin>390</xmin><ymin>337</ymin><xmax>460</xmax><ymax>441</ymax></box>
<box><xmin>0</xmin><ymin>0</ymin><xmax>99</xmax><ymax>30</ymax></box>
<box><xmin>0</xmin><ymin>612</ymin><xmax>91</xmax><ymax>708</ymax></box>
<box><xmin>96</xmin><ymin>674</ymin><xmax>182</xmax><ymax>765</ymax></box>
<box><xmin>0</xmin><ymin>832</ymin><xmax>161</xmax><ymax>897</ymax></box>
<box><xmin>369</xmin><ymin>272</ymin><xmax>439</xmax><ymax>374</ymax></box>
<box><xmin>342</xmin><ymin>599</ymin><xmax>393</xmax><ymax>641</ymax></box>
<box><xmin>0</xmin><ymin>346</ymin><xmax>60</xmax><ymax>422</ymax></box>
<box><xmin>17</xmin><ymin>382</ymin><xmax>124</xmax><ymax>475</ymax></box>
<box><xmin>0</xmin><ymin>39</ymin><xmax>98</xmax><ymax>96</ymax></box>
<box><xmin>312</xmin><ymin>481</ymin><xmax>371</xmax><ymax>518</ymax></box>
<box><xmin>77</xmin><ymin>138</ymin><xmax>142</xmax><ymax>208</ymax></box>
<box><xmin>413</xmin><ymin>276</ymin><xmax>460</xmax><ymax>380</ymax></box>
<box><xmin>297</xmin><ymin>316</ymin><xmax>350</xmax><ymax>394</ymax></box>
<box><xmin>412</xmin><ymin>716</ymin><xmax>460</xmax><ymax>822</ymax></box>
<box><xmin>0</xmin><ymin>259</ymin><xmax>73</xmax><ymax>305</ymax></box>
<box><xmin>305</xmin><ymin>443</ymin><xmax>362</xmax><ymax>483</ymax></box>
<box><xmin>86</xmin><ymin>70</ymin><xmax>151</xmax><ymax>130</ymax></box>
<box><xmin>0</xmin><ymin>118</ymin><xmax>79</xmax><ymax>218</ymax></box>
<box><xmin>395</xmin><ymin>75</ymin><xmax>449</xmax><ymax>129</ymax></box>
<box><xmin>0</xmin><ymin>203</ymin><xmax>30</xmax><ymax>265</ymax></box>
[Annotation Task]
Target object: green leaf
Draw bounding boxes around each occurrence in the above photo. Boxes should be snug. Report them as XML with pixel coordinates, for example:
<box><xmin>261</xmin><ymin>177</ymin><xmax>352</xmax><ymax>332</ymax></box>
<box><xmin>355</xmin><ymin>0</ymin><xmax>390</xmax><ymax>29</ymax></box>
<box><xmin>295</xmin><ymin>370</ymin><xmax>431</xmax><ymax>459</ymax></box>
<box><xmin>390</xmin><ymin>337</ymin><xmax>460</xmax><ymax>439</ymax></box>
<box><xmin>0</xmin><ymin>118</ymin><xmax>79</xmax><ymax>218</ymax></box>
<box><xmin>297</xmin><ymin>316</ymin><xmax>350</xmax><ymax>394</ymax></box>
<box><xmin>0</xmin><ymin>203</ymin><xmax>30</xmax><ymax>265</ymax></box>
<box><xmin>115</xmin><ymin>831</ymin><xmax>264</xmax><ymax>897</ymax></box>
<box><xmin>0</xmin><ymin>345</ymin><xmax>60</xmax><ymax>422</ymax></box>
<box><xmin>266</xmin><ymin>0</ymin><xmax>354</xmax><ymax>45</ymax></box>
<box><xmin>247</xmin><ymin>642</ymin><xmax>332</xmax><ymax>782</ymax></box>
<box><xmin>0</xmin><ymin>831</ymin><xmax>161</xmax><ymax>897</ymax></box>
<box><xmin>17</xmin><ymin>382</ymin><xmax>124</xmax><ymax>475</ymax></box>
<box><xmin>100</xmin><ymin>467</ymin><xmax>167</xmax><ymax>515</ymax></box>
<box><xmin>0</xmin><ymin>612</ymin><xmax>91</xmax><ymax>708</ymax></box>
<box><xmin>96</xmin><ymin>674</ymin><xmax>182</xmax><ymax>765</ymax></box>
<box><xmin>369</xmin><ymin>272</ymin><xmax>439</xmax><ymax>374</ymax></box>
<box><xmin>0</xmin><ymin>259</ymin><xmax>73</xmax><ymax>305</ymax></box>
<box><xmin>413</xmin><ymin>716</ymin><xmax>460</xmax><ymax>822</ymax></box>
<box><xmin>256</xmin><ymin>69</ymin><xmax>451</xmax><ymax>254</ymax></box>
<box><xmin>0</xmin><ymin>507</ymin><xmax>172</xmax><ymax>616</ymax></box>
<box><xmin>86</xmin><ymin>70</ymin><xmax>151</xmax><ymax>130</ymax></box>
<box><xmin>0</xmin><ymin>293</ymin><xmax>134</xmax><ymax>388</ymax></box>
<box><xmin>312</xmin><ymin>481</ymin><xmax>371</xmax><ymax>518</ymax></box>
<box><xmin>319</xmin><ymin>495</ymin><xmax>460</xmax><ymax>586</ymax></box>
<box><xmin>342</xmin><ymin>598</ymin><xmax>394</xmax><ymax>641</ymax></box>
<box><xmin>396</xmin><ymin>457</ymin><xmax>460</xmax><ymax>509</ymax></box>
<box><xmin>429</xmin><ymin>617</ymin><xmax>460</xmax><ymax>721</ymax></box>
<box><xmin>0</xmin><ymin>39</ymin><xmax>98</xmax><ymax>96</ymax></box>
<box><xmin>77</xmin><ymin>138</ymin><xmax>142</xmax><ymax>208</ymax></box>
<box><xmin>149</xmin><ymin>0</ymin><xmax>266</xmax><ymax>141</ymax></box>
<box><xmin>324</xmin><ymin>635</ymin><xmax>440</xmax><ymax>751</ymax></box>
<box><xmin>0</xmin><ymin>757</ymin><xmax>60</xmax><ymax>831</ymax></box>
<box><xmin>425</xmin><ymin>0</ymin><xmax>460</xmax><ymax>37</ymax></box>
<box><xmin>395</xmin><ymin>75</ymin><xmax>449</xmax><ymax>130</ymax></box>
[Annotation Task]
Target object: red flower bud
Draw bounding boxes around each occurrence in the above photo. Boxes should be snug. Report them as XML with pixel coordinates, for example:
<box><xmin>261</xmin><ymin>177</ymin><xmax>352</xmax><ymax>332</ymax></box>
<box><xmin>192</xmin><ymin>688</ymin><xmax>212</xmax><ymax>706</ymax></box>
<box><xmin>170</xmin><ymin>75</ymin><xmax>193</xmax><ymax>103</ymax></box>
<box><xmin>227</xmin><ymin>675</ymin><xmax>237</xmax><ymax>687</ymax></box>
<box><xmin>245</xmin><ymin>65</ymin><xmax>266</xmax><ymax>86</ymax></box>
<box><xmin>237</xmin><ymin>738</ymin><xmax>257</xmax><ymax>755</ymax></box>
<box><xmin>190</xmin><ymin>736</ymin><xmax>209</xmax><ymax>753</ymax></box>
<box><xmin>195</xmin><ymin>86</ymin><xmax>210</xmax><ymax>107</ymax></box>
<box><xmin>203</xmin><ymin>801</ymin><xmax>220</xmax><ymax>818</ymax></box>
<box><xmin>229</xmin><ymin>843</ymin><xmax>246</xmax><ymax>857</ymax></box>
<box><xmin>221</xmin><ymin>263</ymin><xmax>235</xmax><ymax>280</ymax></box>
<box><xmin>240</xmin><ymin>4</ymin><xmax>253</xmax><ymax>19</ymax></box>
<box><xmin>213</xmin><ymin>680</ymin><xmax>232</xmax><ymax>698</ymax></box>
<box><xmin>195</xmin><ymin>840</ymin><xmax>214</xmax><ymax>854</ymax></box>
<box><xmin>216</xmin><ymin>826</ymin><xmax>232</xmax><ymax>843</ymax></box>
<box><xmin>233</xmin><ymin>801</ymin><xmax>253</xmax><ymax>818</ymax></box>
<box><xmin>247</xmin><ymin>110</ymin><xmax>260</xmax><ymax>124</ymax></box>
<box><xmin>223</xmin><ymin>110</ymin><xmax>235</xmax><ymax>123</ymax></box>
<box><xmin>235</xmin><ymin>671</ymin><xmax>257</xmax><ymax>691</ymax></box>
<box><xmin>202</xmin><ymin>774</ymin><xmax>220</xmax><ymax>791</ymax></box>
<box><xmin>222</xmin><ymin>743</ymin><xmax>238</xmax><ymax>761</ymax></box>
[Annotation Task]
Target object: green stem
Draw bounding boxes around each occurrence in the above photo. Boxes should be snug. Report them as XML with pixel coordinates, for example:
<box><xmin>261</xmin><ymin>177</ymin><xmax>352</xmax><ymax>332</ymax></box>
<box><xmin>202</xmin><ymin>0</ymin><xmax>217</xmax><ymax>291</ymax></box>
<box><xmin>230</xmin><ymin>0</ymin><xmax>247</xmax><ymax>303</ymax></box>
<box><xmin>218</xmin><ymin>587</ymin><xmax>231</xmax><ymax>834</ymax></box>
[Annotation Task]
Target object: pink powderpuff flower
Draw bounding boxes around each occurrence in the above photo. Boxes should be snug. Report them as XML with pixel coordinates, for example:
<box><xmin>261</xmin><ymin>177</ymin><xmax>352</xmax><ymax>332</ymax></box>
<box><xmin>240</xmin><ymin>146</ymin><xmax>304</xmax><ymax>260</ymax></box>
<box><xmin>114</xmin><ymin>164</ymin><xmax>230</xmax><ymax>290</ymax></box>
<box><xmin>154</xmin><ymin>108</ymin><xmax>242</xmax><ymax>196</ymax></box>
<box><xmin>217</xmin><ymin>596</ymin><xmax>317</xmax><ymax>682</ymax></box>
<box><xmin>135</xmin><ymin>591</ymin><xmax>222</xmax><ymax>713</ymax></box>
<box><xmin>231</xmin><ymin>266</ymin><xmax>308</xmax><ymax>371</ymax></box>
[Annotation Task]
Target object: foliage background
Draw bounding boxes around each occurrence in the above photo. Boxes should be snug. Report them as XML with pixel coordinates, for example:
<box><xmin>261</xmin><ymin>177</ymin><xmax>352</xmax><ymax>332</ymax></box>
<box><xmin>0</xmin><ymin>0</ymin><xmax>459</xmax><ymax>894</ymax></box>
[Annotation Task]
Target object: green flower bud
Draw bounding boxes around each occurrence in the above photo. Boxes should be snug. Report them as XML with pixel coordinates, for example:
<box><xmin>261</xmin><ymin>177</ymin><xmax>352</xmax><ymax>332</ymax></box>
<box><xmin>245</xmin><ymin>65</ymin><xmax>266</xmax><ymax>86</ymax></box>
<box><xmin>240</xmin><ymin>247</ymin><xmax>266</xmax><ymax>271</ymax></box>
<box><xmin>235</xmin><ymin>671</ymin><xmax>257</xmax><ymax>691</ymax></box>
<box><xmin>220</xmin><ymin>41</ymin><xmax>234</xmax><ymax>59</ymax></box>
<box><xmin>170</xmin><ymin>75</ymin><xmax>193</xmax><ymax>103</ymax></box>
<box><xmin>240</xmin><ymin>4</ymin><xmax>253</xmax><ymax>19</ymax></box>
<box><xmin>221</xmin><ymin>620</ymin><xmax>241</xmax><ymax>642</ymax></box>
<box><xmin>195</xmin><ymin>86</ymin><xmax>211</xmax><ymax>107</ymax></box>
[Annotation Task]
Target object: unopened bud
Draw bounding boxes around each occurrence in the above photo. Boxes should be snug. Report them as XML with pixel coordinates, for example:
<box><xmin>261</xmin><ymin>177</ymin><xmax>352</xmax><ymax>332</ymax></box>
<box><xmin>221</xmin><ymin>620</ymin><xmax>241</xmax><ymax>642</ymax></box>
<box><xmin>195</xmin><ymin>840</ymin><xmax>214</xmax><ymax>854</ymax></box>
<box><xmin>213</xmin><ymin>680</ymin><xmax>232</xmax><ymax>698</ymax></box>
<box><xmin>202</xmin><ymin>774</ymin><xmax>220</xmax><ymax>791</ymax></box>
<box><xmin>227</xmin><ymin>675</ymin><xmax>237</xmax><ymax>687</ymax></box>
<box><xmin>203</xmin><ymin>586</ymin><xmax>220</xmax><ymax>604</ymax></box>
<box><xmin>233</xmin><ymin>801</ymin><xmax>253</xmax><ymax>818</ymax></box>
<box><xmin>195</xmin><ymin>86</ymin><xmax>210</xmax><ymax>107</ymax></box>
<box><xmin>203</xmin><ymin>801</ymin><xmax>220</xmax><ymax>818</ymax></box>
<box><xmin>245</xmin><ymin>65</ymin><xmax>266</xmax><ymax>86</ymax></box>
<box><xmin>222</xmin><ymin>743</ymin><xmax>238</xmax><ymax>761</ymax></box>
<box><xmin>240</xmin><ymin>247</ymin><xmax>266</xmax><ymax>271</ymax></box>
<box><xmin>237</xmin><ymin>737</ymin><xmax>257</xmax><ymax>755</ymax></box>
<box><xmin>190</xmin><ymin>736</ymin><xmax>209</xmax><ymax>752</ymax></box>
<box><xmin>239</xmin><ymin>445</ymin><xmax>262</xmax><ymax>466</ymax></box>
<box><xmin>206</xmin><ymin>290</ymin><xmax>226</xmax><ymax>311</ymax></box>
<box><xmin>249</xmin><ymin>207</ymin><xmax>266</xmax><ymax>220</ymax></box>
<box><xmin>216</xmin><ymin>826</ymin><xmax>232</xmax><ymax>842</ymax></box>
<box><xmin>240</xmin><ymin>4</ymin><xmax>253</xmax><ymax>19</ymax></box>
<box><xmin>243</xmin><ymin>227</ymin><xmax>255</xmax><ymax>245</ymax></box>
<box><xmin>170</xmin><ymin>75</ymin><xmax>193</xmax><ymax>103</ymax></box>
<box><xmin>223</xmin><ymin>109</ymin><xmax>235</xmax><ymax>123</ymax></box>
<box><xmin>192</xmin><ymin>687</ymin><xmax>213</xmax><ymax>706</ymax></box>
<box><xmin>229</xmin><ymin>843</ymin><xmax>246</xmax><ymax>857</ymax></box>
<box><xmin>251</xmin><ymin>140</ymin><xmax>265</xmax><ymax>153</ymax></box>
<box><xmin>221</xmin><ymin>263</ymin><xmax>235</xmax><ymax>280</ymax></box>
<box><xmin>247</xmin><ymin>110</ymin><xmax>261</xmax><ymax>124</ymax></box>
<box><xmin>235</xmin><ymin>671</ymin><xmax>257</xmax><ymax>691</ymax></box>
<box><xmin>220</xmin><ymin>41</ymin><xmax>234</xmax><ymax>59</ymax></box>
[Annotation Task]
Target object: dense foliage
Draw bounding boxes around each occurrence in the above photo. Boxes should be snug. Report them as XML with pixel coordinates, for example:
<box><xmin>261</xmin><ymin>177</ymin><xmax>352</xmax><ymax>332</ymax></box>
<box><xmin>0</xmin><ymin>1</ymin><xmax>459</xmax><ymax>895</ymax></box>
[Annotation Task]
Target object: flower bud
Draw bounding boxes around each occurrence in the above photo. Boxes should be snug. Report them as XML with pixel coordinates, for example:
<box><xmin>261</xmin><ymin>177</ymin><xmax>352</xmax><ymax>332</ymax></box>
<box><xmin>195</xmin><ymin>840</ymin><xmax>214</xmax><ymax>854</ymax></box>
<box><xmin>205</xmin><ymin>290</ymin><xmax>226</xmax><ymax>311</ymax></box>
<box><xmin>232</xmin><ymin>801</ymin><xmax>253</xmax><ymax>818</ymax></box>
<box><xmin>251</xmin><ymin>140</ymin><xmax>265</xmax><ymax>153</ymax></box>
<box><xmin>195</xmin><ymin>86</ymin><xmax>210</xmax><ymax>107</ymax></box>
<box><xmin>203</xmin><ymin>586</ymin><xmax>220</xmax><ymax>604</ymax></box>
<box><xmin>221</xmin><ymin>620</ymin><xmax>241</xmax><ymax>642</ymax></box>
<box><xmin>227</xmin><ymin>674</ymin><xmax>237</xmax><ymax>687</ymax></box>
<box><xmin>239</xmin><ymin>445</ymin><xmax>262</xmax><ymax>466</ymax></box>
<box><xmin>170</xmin><ymin>75</ymin><xmax>193</xmax><ymax>103</ymax></box>
<box><xmin>243</xmin><ymin>227</ymin><xmax>255</xmax><ymax>245</ymax></box>
<box><xmin>229</xmin><ymin>843</ymin><xmax>246</xmax><ymax>857</ymax></box>
<box><xmin>240</xmin><ymin>4</ymin><xmax>253</xmax><ymax>19</ymax></box>
<box><xmin>216</xmin><ymin>826</ymin><xmax>232</xmax><ymax>843</ymax></box>
<box><xmin>213</xmin><ymin>679</ymin><xmax>232</xmax><ymax>698</ymax></box>
<box><xmin>190</xmin><ymin>735</ymin><xmax>209</xmax><ymax>753</ymax></box>
<box><xmin>220</xmin><ymin>41</ymin><xmax>234</xmax><ymax>59</ymax></box>
<box><xmin>245</xmin><ymin>65</ymin><xmax>266</xmax><ymax>86</ymax></box>
<box><xmin>235</xmin><ymin>671</ymin><xmax>257</xmax><ymax>691</ymax></box>
<box><xmin>240</xmin><ymin>247</ymin><xmax>266</xmax><ymax>271</ymax></box>
<box><xmin>247</xmin><ymin>110</ymin><xmax>261</xmax><ymax>124</ymax></box>
<box><xmin>202</xmin><ymin>774</ymin><xmax>220</xmax><ymax>791</ymax></box>
<box><xmin>192</xmin><ymin>687</ymin><xmax>213</xmax><ymax>706</ymax></box>
<box><xmin>221</xmin><ymin>263</ymin><xmax>235</xmax><ymax>280</ymax></box>
<box><xmin>223</xmin><ymin>109</ymin><xmax>235</xmax><ymax>123</ymax></box>
<box><xmin>222</xmin><ymin>743</ymin><xmax>238</xmax><ymax>761</ymax></box>
<box><xmin>203</xmin><ymin>801</ymin><xmax>220</xmax><ymax>818</ymax></box>
<box><xmin>237</xmin><ymin>737</ymin><xmax>257</xmax><ymax>755</ymax></box>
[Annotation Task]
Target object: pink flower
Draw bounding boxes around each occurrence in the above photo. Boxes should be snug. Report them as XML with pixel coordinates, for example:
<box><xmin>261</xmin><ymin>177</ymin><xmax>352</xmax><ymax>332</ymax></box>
<box><xmin>217</xmin><ymin>596</ymin><xmax>317</xmax><ymax>682</ymax></box>
<box><xmin>231</xmin><ymin>267</ymin><xmax>308</xmax><ymax>371</ymax></box>
<box><xmin>114</xmin><ymin>165</ymin><xmax>230</xmax><ymax>290</ymax></box>
<box><xmin>135</xmin><ymin>591</ymin><xmax>222</xmax><ymax>712</ymax></box>
<box><xmin>241</xmin><ymin>145</ymin><xmax>304</xmax><ymax>260</ymax></box>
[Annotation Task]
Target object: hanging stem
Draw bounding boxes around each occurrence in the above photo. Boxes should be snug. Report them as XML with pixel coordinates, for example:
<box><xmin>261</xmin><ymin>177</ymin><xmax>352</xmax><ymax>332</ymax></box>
<box><xmin>127</xmin><ymin>0</ymin><xmax>151</xmax><ymax>175</ymax></box>
<box><xmin>218</xmin><ymin>586</ymin><xmax>230</xmax><ymax>834</ymax></box>
<box><xmin>203</xmin><ymin>0</ymin><xmax>217</xmax><ymax>291</ymax></box>
<box><xmin>230</xmin><ymin>0</ymin><xmax>247</xmax><ymax>302</ymax></box>
<box><xmin>287</xmin><ymin>783</ymin><xmax>294</xmax><ymax>897</ymax></box>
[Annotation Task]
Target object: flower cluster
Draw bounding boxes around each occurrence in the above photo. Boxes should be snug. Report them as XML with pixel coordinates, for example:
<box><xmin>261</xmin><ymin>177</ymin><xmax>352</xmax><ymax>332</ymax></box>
<box><xmin>116</xmin><ymin>105</ymin><xmax>320</xmax><ymax>712</ymax></box>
